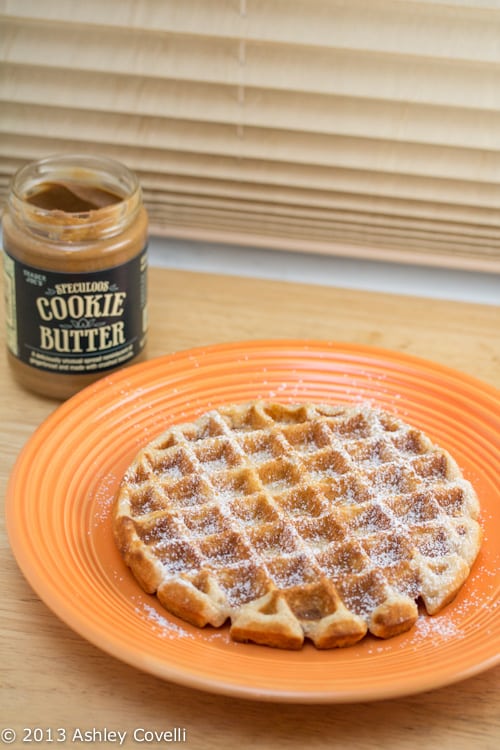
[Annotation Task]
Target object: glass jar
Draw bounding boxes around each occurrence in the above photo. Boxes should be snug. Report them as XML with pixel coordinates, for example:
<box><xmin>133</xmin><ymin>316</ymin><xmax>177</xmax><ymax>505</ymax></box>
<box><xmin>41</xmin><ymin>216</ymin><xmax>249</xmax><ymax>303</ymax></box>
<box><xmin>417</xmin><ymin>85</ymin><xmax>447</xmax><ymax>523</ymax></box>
<box><xmin>2</xmin><ymin>154</ymin><xmax>148</xmax><ymax>399</ymax></box>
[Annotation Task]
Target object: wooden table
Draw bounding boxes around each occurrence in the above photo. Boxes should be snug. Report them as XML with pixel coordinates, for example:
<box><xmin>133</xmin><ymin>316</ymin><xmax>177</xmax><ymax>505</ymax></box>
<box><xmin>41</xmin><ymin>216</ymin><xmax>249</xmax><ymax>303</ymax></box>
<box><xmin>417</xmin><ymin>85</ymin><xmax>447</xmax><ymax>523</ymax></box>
<box><xmin>1</xmin><ymin>268</ymin><xmax>499</xmax><ymax>749</ymax></box>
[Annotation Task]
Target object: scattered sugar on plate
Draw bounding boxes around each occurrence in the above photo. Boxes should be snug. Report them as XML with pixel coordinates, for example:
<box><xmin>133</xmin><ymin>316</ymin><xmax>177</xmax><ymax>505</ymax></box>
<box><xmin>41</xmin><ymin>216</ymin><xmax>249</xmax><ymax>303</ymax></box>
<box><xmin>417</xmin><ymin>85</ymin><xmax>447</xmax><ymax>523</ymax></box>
<box><xmin>92</xmin><ymin>472</ymin><xmax>119</xmax><ymax>525</ymax></box>
<box><xmin>364</xmin><ymin>612</ymin><xmax>464</xmax><ymax>656</ymax></box>
<box><xmin>410</xmin><ymin>613</ymin><xmax>464</xmax><ymax>643</ymax></box>
<box><xmin>134</xmin><ymin>600</ymin><xmax>195</xmax><ymax>640</ymax></box>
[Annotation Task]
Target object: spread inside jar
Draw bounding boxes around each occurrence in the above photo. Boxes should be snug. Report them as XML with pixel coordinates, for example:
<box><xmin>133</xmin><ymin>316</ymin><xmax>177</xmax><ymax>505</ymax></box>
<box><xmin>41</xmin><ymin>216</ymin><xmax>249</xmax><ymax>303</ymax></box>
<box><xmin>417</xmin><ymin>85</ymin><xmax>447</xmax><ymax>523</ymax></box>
<box><xmin>26</xmin><ymin>182</ymin><xmax>122</xmax><ymax>213</ymax></box>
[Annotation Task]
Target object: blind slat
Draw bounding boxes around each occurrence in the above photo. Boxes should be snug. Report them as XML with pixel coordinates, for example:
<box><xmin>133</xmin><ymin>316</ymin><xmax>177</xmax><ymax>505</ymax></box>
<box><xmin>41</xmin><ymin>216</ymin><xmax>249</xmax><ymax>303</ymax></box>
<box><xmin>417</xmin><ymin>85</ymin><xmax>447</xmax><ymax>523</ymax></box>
<box><xmin>3</xmin><ymin>0</ymin><xmax>500</xmax><ymax>62</ymax></box>
<box><xmin>3</xmin><ymin>20</ymin><xmax>500</xmax><ymax>112</ymax></box>
<box><xmin>145</xmin><ymin>193</ymin><xmax>500</xmax><ymax>246</ymax></box>
<box><xmin>2</xmin><ymin>104</ymin><xmax>499</xmax><ymax>210</ymax></box>
<box><xmin>2</xmin><ymin>135</ymin><xmax>500</xmax><ymax>227</ymax></box>
<box><xmin>2</xmin><ymin>0</ymin><xmax>500</xmax><ymax>272</ymax></box>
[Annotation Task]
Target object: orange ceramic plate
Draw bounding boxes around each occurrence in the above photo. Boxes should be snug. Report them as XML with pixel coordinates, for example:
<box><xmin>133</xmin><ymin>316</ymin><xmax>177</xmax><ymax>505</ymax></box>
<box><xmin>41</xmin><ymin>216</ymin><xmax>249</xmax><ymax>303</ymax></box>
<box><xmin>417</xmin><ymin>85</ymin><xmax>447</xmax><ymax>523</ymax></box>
<box><xmin>6</xmin><ymin>340</ymin><xmax>500</xmax><ymax>703</ymax></box>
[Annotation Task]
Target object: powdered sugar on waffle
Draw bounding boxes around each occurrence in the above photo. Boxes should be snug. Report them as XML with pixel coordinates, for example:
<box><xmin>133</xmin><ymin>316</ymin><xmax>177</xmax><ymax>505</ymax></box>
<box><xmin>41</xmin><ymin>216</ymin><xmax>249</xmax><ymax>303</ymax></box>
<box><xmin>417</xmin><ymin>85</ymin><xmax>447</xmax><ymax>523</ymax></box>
<box><xmin>114</xmin><ymin>401</ymin><xmax>482</xmax><ymax>649</ymax></box>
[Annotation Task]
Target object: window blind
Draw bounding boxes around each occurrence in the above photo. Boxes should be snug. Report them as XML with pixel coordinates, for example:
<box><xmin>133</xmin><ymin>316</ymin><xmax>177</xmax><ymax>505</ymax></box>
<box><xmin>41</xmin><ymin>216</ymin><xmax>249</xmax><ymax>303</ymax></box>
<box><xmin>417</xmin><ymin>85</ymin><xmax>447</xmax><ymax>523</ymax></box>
<box><xmin>1</xmin><ymin>0</ymin><xmax>500</xmax><ymax>271</ymax></box>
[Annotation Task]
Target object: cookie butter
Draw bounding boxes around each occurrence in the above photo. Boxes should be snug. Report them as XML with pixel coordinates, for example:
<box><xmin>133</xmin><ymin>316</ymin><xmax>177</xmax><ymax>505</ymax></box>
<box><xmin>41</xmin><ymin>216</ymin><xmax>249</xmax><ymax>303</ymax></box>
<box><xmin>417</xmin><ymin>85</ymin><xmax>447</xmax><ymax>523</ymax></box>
<box><xmin>2</xmin><ymin>154</ymin><xmax>148</xmax><ymax>399</ymax></box>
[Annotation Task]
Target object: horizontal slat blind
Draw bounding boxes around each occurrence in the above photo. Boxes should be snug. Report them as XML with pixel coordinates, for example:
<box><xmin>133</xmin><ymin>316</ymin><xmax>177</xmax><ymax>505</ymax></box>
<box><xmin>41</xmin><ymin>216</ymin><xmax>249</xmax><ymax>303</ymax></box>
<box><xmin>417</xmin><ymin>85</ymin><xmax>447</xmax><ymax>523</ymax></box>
<box><xmin>1</xmin><ymin>0</ymin><xmax>500</xmax><ymax>271</ymax></box>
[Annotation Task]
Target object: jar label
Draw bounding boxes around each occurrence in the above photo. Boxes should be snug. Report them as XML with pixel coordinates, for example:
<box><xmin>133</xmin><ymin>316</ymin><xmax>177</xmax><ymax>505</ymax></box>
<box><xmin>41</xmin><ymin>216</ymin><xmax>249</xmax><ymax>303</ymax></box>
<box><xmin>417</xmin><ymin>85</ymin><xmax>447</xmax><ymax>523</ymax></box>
<box><xmin>3</xmin><ymin>248</ymin><xmax>148</xmax><ymax>376</ymax></box>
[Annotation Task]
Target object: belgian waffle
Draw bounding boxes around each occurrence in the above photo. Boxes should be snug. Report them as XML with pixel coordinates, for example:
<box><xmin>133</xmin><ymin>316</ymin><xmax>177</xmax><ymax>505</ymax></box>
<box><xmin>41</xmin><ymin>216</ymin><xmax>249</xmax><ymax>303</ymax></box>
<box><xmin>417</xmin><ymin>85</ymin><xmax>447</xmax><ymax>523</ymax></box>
<box><xmin>113</xmin><ymin>401</ymin><xmax>482</xmax><ymax>649</ymax></box>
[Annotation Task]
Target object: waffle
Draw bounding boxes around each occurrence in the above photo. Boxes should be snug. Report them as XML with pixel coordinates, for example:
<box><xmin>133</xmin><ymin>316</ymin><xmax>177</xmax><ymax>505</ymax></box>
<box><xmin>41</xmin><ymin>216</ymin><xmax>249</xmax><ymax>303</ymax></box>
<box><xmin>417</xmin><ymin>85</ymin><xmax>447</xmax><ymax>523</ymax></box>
<box><xmin>113</xmin><ymin>401</ymin><xmax>482</xmax><ymax>649</ymax></box>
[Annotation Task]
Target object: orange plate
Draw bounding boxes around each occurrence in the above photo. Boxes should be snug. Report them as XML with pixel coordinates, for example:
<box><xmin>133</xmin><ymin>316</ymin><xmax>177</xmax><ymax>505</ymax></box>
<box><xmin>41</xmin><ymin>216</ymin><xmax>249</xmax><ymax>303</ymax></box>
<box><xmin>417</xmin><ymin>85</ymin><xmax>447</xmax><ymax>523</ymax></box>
<box><xmin>6</xmin><ymin>340</ymin><xmax>500</xmax><ymax>703</ymax></box>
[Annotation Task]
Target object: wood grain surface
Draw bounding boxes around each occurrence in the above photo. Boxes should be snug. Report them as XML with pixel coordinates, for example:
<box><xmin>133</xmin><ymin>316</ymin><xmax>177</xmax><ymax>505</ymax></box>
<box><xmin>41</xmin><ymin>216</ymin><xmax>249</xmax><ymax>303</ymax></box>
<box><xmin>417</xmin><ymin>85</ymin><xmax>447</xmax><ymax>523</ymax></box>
<box><xmin>1</xmin><ymin>268</ymin><xmax>499</xmax><ymax>749</ymax></box>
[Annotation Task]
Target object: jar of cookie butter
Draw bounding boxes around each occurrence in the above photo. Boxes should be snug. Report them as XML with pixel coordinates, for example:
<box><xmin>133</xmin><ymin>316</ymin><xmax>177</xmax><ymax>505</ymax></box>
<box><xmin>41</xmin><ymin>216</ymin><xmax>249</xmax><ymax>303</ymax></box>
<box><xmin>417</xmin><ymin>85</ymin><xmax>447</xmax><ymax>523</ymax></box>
<box><xmin>2</xmin><ymin>154</ymin><xmax>148</xmax><ymax>399</ymax></box>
